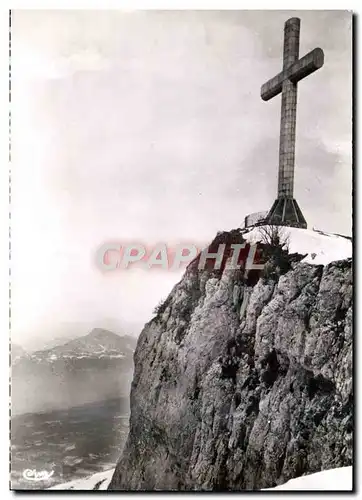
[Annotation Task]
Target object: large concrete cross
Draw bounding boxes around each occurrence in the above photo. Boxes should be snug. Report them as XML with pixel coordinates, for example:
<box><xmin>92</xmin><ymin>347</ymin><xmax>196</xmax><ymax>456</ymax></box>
<box><xmin>261</xmin><ymin>17</ymin><xmax>324</xmax><ymax>228</ymax></box>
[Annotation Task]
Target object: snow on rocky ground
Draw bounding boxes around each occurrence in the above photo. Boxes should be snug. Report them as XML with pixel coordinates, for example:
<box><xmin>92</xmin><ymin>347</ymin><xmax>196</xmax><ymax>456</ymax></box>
<box><xmin>265</xmin><ymin>466</ymin><xmax>353</xmax><ymax>491</ymax></box>
<box><xmin>243</xmin><ymin>226</ymin><xmax>352</xmax><ymax>266</ymax></box>
<box><xmin>49</xmin><ymin>469</ymin><xmax>114</xmax><ymax>490</ymax></box>
<box><xmin>49</xmin><ymin>466</ymin><xmax>352</xmax><ymax>491</ymax></box>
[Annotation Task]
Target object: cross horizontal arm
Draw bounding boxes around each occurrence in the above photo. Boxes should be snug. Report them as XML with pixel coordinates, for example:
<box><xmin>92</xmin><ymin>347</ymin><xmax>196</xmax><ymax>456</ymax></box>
<box><xmin>261</xmin><ymin>47</ymin><xmax>324</xmax><ymax>101</ymax></box>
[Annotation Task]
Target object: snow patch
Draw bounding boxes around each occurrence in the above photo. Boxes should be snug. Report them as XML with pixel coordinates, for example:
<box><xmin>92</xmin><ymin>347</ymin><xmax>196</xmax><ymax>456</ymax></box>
<box><xmin>264</xmin><ymin>466</ymin><xmax>353</xmax><ymax>491</ymax></box>
<box><xmin>49</xmin><ymin>468</ymin><xmax>114</xmax><ymax>490</ymax></box>
<box><xmin>49</xmin><ymin>466</ymin><xmax>352</xmax><ymax>491</ymax></box>
<box><xmin>243</xmin><ymin>226</ymin><xmax>352</xmax><ymax>266</ymax></box>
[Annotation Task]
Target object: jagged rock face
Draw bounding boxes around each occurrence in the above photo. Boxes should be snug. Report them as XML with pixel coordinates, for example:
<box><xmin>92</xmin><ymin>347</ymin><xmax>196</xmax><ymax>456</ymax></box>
<box><xmin>109</xmin><ymin>238</ymin><xmax>352</xmax><ymax>491</ymax></box>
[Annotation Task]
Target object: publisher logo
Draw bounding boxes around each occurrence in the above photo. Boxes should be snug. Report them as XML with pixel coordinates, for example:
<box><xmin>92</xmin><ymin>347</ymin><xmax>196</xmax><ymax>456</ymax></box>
<box><xmin>22</xmin><ymin>469</ymin><xmax>54</xmax><ymax>482</ymax></box>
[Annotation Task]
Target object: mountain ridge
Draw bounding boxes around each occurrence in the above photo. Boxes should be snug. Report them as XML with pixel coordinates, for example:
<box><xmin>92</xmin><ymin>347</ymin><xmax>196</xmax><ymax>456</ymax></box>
<box><xmin>29</xmin><ymin>328</ymin><xmax>136</xmax><ymax>361</ymax></box>
<box><xmin>12</xmin><ymin>328</ymin><xmax>137</xmax><ymax>415</ymax></box>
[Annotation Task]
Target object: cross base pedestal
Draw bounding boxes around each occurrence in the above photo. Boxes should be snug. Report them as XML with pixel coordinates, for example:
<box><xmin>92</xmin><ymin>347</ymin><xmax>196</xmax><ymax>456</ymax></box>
<box><xmin>265</xmin><ymin>197</ymin><xmax>307</xmax><ymax>228</ymax></box>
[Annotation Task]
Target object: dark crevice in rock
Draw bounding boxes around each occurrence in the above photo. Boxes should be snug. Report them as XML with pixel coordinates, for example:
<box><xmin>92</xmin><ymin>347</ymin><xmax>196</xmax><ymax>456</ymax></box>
<box><xmin>306</xmin><ymin>374</ymin><xmax>335</xmax><ymax>401</ymax></box>
<box><xmin>233</xmin><ymin>391</ymin><xmax>241</xmax><ymax>408</ymax></box>
<box><xmin>260</xmin><ymin>349</ymin><xmax>287</xmax><ymax>388</ymax></box>
<box><xmin>213</xmin><ymin>445</ymin><xmax>229</xmax><ymax>491</ymax></box>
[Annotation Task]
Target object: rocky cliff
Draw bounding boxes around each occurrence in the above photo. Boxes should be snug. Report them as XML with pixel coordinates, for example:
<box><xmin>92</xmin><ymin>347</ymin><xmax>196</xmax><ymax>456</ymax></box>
<box><xmin>109</xmin><ymin>228</ymin><xmax>353</xmax><ymax>491</ymax></box>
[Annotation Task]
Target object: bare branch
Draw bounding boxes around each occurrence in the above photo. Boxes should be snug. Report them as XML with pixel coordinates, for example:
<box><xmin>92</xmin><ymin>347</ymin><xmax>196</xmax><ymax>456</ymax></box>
<box><xmin>258</xmin><ymin>224</ymin><xmax>290</xmax><ymax>250</ymax></box>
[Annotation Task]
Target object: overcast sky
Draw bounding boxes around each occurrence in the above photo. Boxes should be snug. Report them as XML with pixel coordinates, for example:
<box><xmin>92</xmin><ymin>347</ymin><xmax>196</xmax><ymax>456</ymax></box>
<box><xmin>11</xmin><ymin>10</ymin><xmax>352</xmax><ymax>348</ymax></box>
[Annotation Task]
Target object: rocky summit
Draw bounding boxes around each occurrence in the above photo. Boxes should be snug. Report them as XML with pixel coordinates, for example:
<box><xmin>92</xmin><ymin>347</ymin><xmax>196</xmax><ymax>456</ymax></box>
<box><xmin>109</xmin><ymin>227</ymin><xmax>353</xmax><ymax>491</ymax></box>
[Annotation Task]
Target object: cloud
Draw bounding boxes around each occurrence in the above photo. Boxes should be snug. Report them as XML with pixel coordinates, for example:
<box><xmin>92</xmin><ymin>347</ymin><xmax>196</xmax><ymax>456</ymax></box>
<box><xmin>12</xmin><ymin>41</ymin><xmax>109</xmax><ymax>80</ymax></box>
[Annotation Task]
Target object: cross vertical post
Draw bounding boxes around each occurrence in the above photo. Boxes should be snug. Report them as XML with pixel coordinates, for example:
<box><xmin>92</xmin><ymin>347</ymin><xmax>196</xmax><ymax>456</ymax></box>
<box><xmin>279</xmin><ymin>17</ymin><xmax>299</xmax><ymax>199</ymax></box>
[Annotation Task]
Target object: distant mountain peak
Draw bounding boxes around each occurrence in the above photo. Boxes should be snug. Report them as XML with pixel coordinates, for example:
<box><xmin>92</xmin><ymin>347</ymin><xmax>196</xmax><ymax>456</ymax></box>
<box><xmin>87</xmin><ymin>328</ymin><xmax>127</xmax><ymax>341</ymax></box>
<box><xmin>12</xmin><ymin>328</ymin><xmax>137</xmax><ymax>414</ymax></box>
<box><xmin>29</xmin><ymin>328</ymin><xmax>137</xmax><ymax>361</ymax></box>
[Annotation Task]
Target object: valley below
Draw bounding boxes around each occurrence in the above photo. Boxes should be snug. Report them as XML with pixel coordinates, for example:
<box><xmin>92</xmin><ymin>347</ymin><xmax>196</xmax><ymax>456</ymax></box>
<box><xmin>11</xmin><ymin>397</ymin><xmax>129</xmax><ymax>490</ymax></box>
<box><xmin>10</xmin><ymin>329</ymin><xmax>135</xmax><ymax>489</ymax></box>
